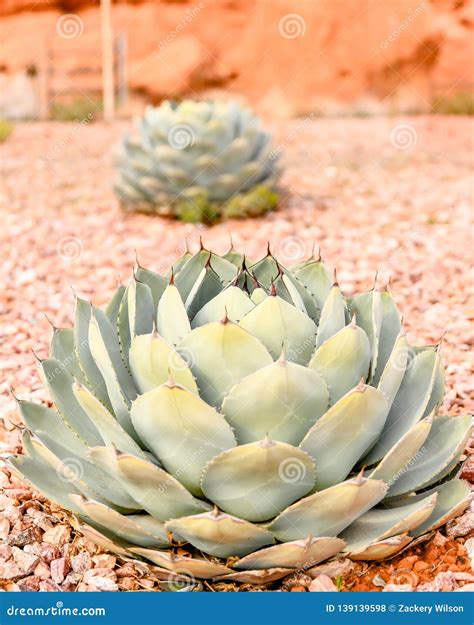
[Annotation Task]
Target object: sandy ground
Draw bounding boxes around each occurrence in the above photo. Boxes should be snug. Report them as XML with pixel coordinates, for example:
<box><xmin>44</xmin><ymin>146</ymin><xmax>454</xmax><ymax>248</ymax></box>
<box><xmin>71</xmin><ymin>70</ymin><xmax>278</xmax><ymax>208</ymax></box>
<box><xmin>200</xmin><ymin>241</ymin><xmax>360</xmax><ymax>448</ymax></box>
<box><xmin>0</xmin><ymin>116</ymin><xmax>473</xmax><ymax>591</ymax></box>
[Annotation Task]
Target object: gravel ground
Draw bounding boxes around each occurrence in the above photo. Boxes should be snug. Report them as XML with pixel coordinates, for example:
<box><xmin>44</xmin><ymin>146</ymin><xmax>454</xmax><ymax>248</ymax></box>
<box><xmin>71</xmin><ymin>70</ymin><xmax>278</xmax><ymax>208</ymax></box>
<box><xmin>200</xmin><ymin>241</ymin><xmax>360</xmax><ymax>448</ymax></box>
<box><xmin>0</xmin><ymin>116</ymin><xmax>473</xmax><ymax>592</ymax></box>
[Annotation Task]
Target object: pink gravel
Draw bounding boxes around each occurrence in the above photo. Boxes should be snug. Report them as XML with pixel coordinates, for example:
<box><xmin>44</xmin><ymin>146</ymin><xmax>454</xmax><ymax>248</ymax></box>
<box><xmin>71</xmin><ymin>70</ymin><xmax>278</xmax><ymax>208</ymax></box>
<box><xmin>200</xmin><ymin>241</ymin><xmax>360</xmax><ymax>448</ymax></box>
<box><xmin>0</xmin><ymin>116</ymin><xmax>472</xmax><ymax>591</ymax></box>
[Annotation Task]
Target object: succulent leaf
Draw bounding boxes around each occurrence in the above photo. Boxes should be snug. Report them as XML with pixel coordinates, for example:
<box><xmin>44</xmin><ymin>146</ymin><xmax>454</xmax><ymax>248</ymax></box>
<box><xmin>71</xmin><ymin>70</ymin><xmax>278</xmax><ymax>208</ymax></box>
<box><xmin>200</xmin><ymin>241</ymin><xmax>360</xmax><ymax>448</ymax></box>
<box><xmin>94</xmin><ymin>449</ymin><xmax>210</xmax><ymax>521</ymax></box>
<box><xmin>178</xmin><ymin>321</ymin><xmax>273</xmax><ymax>408</ymax></box>
<box><xmin>348</xmin><ymin>534</ymin><xmax>413</xmax><ymax>560</ymax></box>
<box><xmin>8</xmin><ymin>455</ymin><xmax>84</xmax><ymax>514</ymax></box>
<box><xmin>39</xmin><ymin>358</ymin><xmax>102</xmax><ymax>446</ymax></box>
<box><xmin>376</xmin><ymin>331</ymin><xmax>408</xmax><ymax>408</ymax></box>
<box><xmin>71</xmin><ymin>495</ymin><xmax>171</xmax><ymax>548</ymax></box>
<box><xmin>315</xmin><ymin>283</ymin><xmax>346</xmax><ymax>348</ymax></box>
<box><xmin>134</xmin><ymin>266</ymin><xmax>167</xmax><ymax>308</ymax></box>
<box><xmin>201</xmin><ymin>439</ymin><xmax>315</xmax><ymax>522</ymax></box>
<box><xmin>129</xmin><ymin>548</ymin><xmax>232</xmax><ymax>578</ymax></box>
<box><xmin>371</xmin><ymin>290</ymin><xmax>402</xmax><ymax>384</ymax></box>
<box><xmin>18</xmin><ymin>400</ymin><xmax>88</xmax><ymax>459</ymax></box>
<box><xmin>268</xmin><ymin>476</ymin><xmax>387</xmax><ymax>542</ymax></box>
<box><xmin>156</xmin><ymin>284</ymin><xmax>191</xmax><ymax>346</ymax></box>
<box><xmin>385</xmin><ymin>415</ymin><xmax>472</xmax><ymax>498</ymax></box>
<box><xmin>363</xmin><ymin>347</ymin><xmax>442</xmax><ymax>465</ymax></box>
<box><xmin>50</xmin><ymin>327</ymin><xmax>88</xmax><ymax>387</ymax></box>
<box><xmin>130</xmin><ymin>383</ymin><xmax>236</xmax><ymax>496</ymax></box>
<box><xmin>191</xmin><ymin>286</ymin><xmax>255</xmax><ymax>327</ymax></box>
<box><xmin>74</xmin><ymin>297</ymin><xmax>112</xmax><ymax>410</ymax></box>
<box><xmin>409</xmin><ymin>479</ymin><xmax>471</xmax><ymax>537</ymax></box>
<box><xmin>300</xmin><ymin>384</ymin><xmax>388</xmax><ymax>489</ymax></box>
<box><xmin>308</xmin><ymin>321</ymin><xmax>371</xmax><ymax>404</ymax></box>
<box><xmin>221</xmin><ymin>360</ymin><xmax>329</xmax><ymax>445</ymax></box>
<box><xmin>129</xmin><ymin>332</ymin><xmax>197</xmax><ymax>394</ymax></box>
<box><xmin>239</xmin><ymin>295</ymin><xmax>317</xmax><ymax>364</ymax></box>
<box><xmin>340</xmin><ymin>493</ymin><xmax>438</xmax><ymax>553</ymax></box>
<box><xmin>165</xmin><ymin>510</ymin><xmax>275</xmax><ymax>558</ymax></box>
<box><xmin>127</xmin><ymin>279</ymin><xmax>154</xmax><ymax>338</ymax></box>
<box><xmin>352</xmin><ymin>290</ymin><xmax>383</xmax><ymax>379</ymax></box>
<box><xmin>368</xmin><ymin>416</ymin><xmax>432</xmax><ymax>489</ymax></box>
<box><xmin>290</xmin><ymin>257</ymin><xmax>332</xmax><ymax>313</ymax></box>
<box><xmin>234</xmin><ymin>536</ymin><xmax>346</xmax><ymax>570</ymax></box>
<box><xmin>73</xmin><ymin>384</ymin><xmax>146</xmax><ymax>459</ymax></box>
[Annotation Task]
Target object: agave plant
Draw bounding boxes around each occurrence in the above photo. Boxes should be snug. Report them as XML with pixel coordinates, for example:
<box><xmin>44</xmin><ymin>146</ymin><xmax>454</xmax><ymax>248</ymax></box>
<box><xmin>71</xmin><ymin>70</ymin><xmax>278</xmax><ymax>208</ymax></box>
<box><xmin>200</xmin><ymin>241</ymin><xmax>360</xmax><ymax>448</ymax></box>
<box><xmin>114</xmin><ymin>100</ymin><xmax>279</xmax><ymax>223</ymax></box>
<box><xmin>9</xmin><ymin>244</ymin><xmax>471</xmax><ymax>584</ymax></box>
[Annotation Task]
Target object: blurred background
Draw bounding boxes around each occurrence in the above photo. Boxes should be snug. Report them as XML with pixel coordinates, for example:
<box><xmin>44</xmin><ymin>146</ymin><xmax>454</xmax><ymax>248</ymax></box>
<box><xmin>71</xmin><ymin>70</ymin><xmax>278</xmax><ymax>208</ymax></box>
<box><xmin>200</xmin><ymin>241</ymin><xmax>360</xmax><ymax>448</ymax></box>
<box><xmin>1</xmin><ymin>0</ymin><xmax>473</xmax><ymax>120</ymax></box>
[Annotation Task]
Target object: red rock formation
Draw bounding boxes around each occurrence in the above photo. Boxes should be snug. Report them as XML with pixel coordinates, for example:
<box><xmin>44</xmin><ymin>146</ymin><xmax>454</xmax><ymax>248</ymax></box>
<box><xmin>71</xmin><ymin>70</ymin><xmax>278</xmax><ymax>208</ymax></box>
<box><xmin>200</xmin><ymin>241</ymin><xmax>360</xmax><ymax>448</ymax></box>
<box><xmin>0</xmin><ymin>0</ymin><xmax>472</xmax><ymax>117</ymax></box>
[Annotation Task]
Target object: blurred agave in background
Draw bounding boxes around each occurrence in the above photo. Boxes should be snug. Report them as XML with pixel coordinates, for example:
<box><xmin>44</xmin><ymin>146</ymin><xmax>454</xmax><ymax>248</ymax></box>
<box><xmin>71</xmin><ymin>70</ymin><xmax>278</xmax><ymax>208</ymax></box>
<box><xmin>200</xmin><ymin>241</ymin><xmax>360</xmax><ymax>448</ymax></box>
<box><xmin>114</xmin><ymin>99</ymin><xmax>279</xmax><ymax>223</ymax></box>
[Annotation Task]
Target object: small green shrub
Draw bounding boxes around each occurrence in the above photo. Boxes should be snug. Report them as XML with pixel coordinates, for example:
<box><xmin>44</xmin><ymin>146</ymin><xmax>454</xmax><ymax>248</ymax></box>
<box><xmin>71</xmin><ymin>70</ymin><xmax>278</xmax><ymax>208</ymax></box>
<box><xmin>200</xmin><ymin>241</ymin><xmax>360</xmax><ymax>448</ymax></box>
<box><xmin>50</xmin><ymin>98</ymin><xmax>102</xmax><ymax>122</ymax></box>
<box><xmin>432</xmin><ymin>92</ymin><xmax>474</xmax><ymax>115</ymax></box>
<box><xmin>0</xmin><ymin>119</ymin><xmax>13</xmax><ymax>142</ymax></box>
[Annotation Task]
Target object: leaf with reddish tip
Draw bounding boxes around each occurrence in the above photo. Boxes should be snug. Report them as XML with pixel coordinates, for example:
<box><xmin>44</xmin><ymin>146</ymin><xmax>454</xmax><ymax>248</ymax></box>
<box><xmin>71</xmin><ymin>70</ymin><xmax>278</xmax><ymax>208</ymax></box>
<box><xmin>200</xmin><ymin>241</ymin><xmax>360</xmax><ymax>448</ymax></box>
<box><xmin>129</xmin><ymin>332</ymin><xmax>197</xmax><ymax>394</ymax></box>
<box><xmin>235</xmin><ymin>536</ymin><xmax>346</xmax><ymax>570</ymax></box>
<box><xmin>191</xmin><ymin>286</ymin><xmax>255</xmax><ymax>327</ymax></box>
<box><xmin>341</xmin><ymin>493</ymin><xmax>438</xmax><ymax>553</ymax></box>
<box><xmin>347</xmin><ymin>534</ymin><xmax>413</xmax><ymax>560</ymax></box>
<box><xmin>368</xmin><ymin>417</ymin><xmax>432</xmax><ymax>490</ymax></box>
<box><xmin>178</xmin><ymin>321</ymin><xmax>273</xmax><ymax>408</ymax></box>
<box><xmin>308</xmin><ymin>322</ymin><xmax>371</xmax><ymax>405</ymax></box>
<box><xmin>129</xmin><ymin>548</ymin><xmax>232</xmax><ymax>578</ymax></box>
<box><xmin>363</xmin><ymin>347</ymin><xmax>442</xmax><ymax>465</ymax></box>
<box><xmin>239</xmin><ymin>296</ymin><xmax>317</xmax><ymax>365</ymax></box>
<box><xmin>165</xmin><ymin>510</ymin><xmax>275</xmax><ymax>559</ymax></box>
<box><xmin>268</xmin><ymin>476</ymin><xmax>387</xmax><ymax>542</ymax></box>
<box><xmin>201</xmin><ymin>439</ymin><xmax>315</xmax><ymax>522</ymax></box>
<box><xmin>222</xmin><ymin>359</ymin><xmax>328</xmax><ymax>445</ymax></box>
<box><xmin>156</xmin><ymin>284</ymin><xmax>191</xmax><ymax>346</ymax></box>
<box><xmin>131</xmin><ymin>383</ymin><xmax>236</xmax><ymax>496</ymax></box>
<box><xmin>70</xmin><ymin>495</ymin><xmax>171</xmax><ymax>548</ymax></box>
<box><xmin>385</xmin><ymin>415</ymin><xmax>472</xmax><ymax>498</ymax></box>
<box><xmin>316</xmin><ymin>284</ymin><xmax>346</xmax><ymax>348</ymax></box>
<box><xmin>300</xmin><ymin>384</ymin><xmax>388</xmax><ymax>489</ymax></box>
